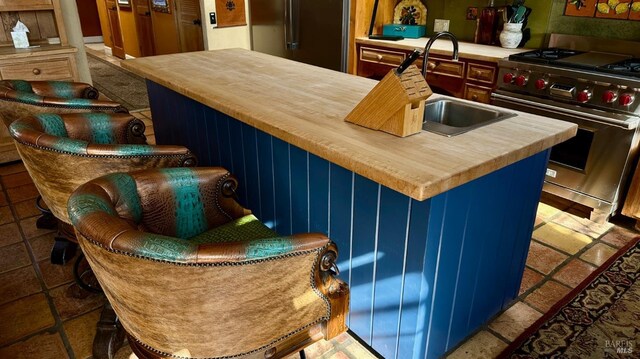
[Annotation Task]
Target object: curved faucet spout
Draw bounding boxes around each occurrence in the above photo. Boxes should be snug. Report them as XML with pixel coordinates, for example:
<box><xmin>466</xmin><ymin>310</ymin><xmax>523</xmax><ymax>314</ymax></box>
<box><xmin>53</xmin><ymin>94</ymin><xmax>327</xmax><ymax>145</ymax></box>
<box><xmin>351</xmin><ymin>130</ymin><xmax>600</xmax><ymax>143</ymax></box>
<box><xmin>421</xmin><ymin>31</ymin><xmax>460</xmax><ymax>77</ymax></box>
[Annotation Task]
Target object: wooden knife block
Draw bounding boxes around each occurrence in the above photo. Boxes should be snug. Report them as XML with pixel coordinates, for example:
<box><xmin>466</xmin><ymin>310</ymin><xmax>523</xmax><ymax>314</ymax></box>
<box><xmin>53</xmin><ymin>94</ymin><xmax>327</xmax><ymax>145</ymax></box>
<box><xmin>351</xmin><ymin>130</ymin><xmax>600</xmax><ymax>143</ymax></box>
<box><xmin>345</xmin><ymin>65</ymin><xmax>433</xmax><ymax>137</ymax></box>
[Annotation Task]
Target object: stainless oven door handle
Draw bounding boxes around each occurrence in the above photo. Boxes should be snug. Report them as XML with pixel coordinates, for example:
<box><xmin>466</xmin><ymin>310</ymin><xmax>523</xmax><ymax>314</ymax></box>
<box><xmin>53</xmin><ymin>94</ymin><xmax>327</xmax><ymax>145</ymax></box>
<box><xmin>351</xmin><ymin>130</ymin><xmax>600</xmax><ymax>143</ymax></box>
<box><xmin>491</xmin><ymin>92</ymin><xmax>639</xmax><ymax>130</ymax></box>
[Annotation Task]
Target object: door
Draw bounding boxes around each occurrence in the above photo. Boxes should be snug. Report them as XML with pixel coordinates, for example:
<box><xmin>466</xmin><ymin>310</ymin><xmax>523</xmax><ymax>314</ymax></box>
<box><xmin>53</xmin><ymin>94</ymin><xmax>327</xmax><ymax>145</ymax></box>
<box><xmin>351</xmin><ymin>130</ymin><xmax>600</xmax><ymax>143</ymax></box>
<box><xmin>132</xmin><ymin>0</ymin><xmax>155</xmax><ymax>56</ymax></box>
<box><xmin>175</xmin><ymin>0</ymin><xmax>204</xmax><ymax>53</ymax></box>
<box><xmin>106</xmin><ymin>0</ymin><xmax>126</xmax><ymax>59</ymax></box>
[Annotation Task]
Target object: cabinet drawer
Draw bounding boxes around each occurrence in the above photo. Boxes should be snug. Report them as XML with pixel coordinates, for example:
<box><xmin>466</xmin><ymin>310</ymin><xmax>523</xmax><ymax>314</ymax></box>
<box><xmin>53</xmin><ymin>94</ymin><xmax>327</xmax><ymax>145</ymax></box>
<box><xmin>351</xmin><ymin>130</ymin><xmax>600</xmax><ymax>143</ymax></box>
<box><xmin>464</xmin><ymin>84</ymin><xmax>492</xmax><ymax>103</ymax></box>
<box><xmin>360</xmin><ymin>47</ymin><xmax>405</xmax><ymax>67</ymax></box>
<box><xmin>467</xmin><ymin>63</ymin><xmax>496</xmax><ymax>84</ymax></box>
<box><xmin>425</xmin><ymin>58</ymin><xmax>465</xmax><ymax>78</ymax></box>
<box><xmin>0</xmin><ymin>58</ymin><xmax>73</xmax><ymax>81</ymax></box>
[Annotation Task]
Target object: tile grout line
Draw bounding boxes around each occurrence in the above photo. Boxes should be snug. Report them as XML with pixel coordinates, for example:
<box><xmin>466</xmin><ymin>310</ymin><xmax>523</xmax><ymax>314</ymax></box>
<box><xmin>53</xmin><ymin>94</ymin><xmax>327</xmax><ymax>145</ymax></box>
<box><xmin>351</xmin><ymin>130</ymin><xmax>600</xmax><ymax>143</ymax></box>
<box><xmin>0</xmin><ymin>170</ymin><xmax>78</xmax><ymax>358</ymax></box>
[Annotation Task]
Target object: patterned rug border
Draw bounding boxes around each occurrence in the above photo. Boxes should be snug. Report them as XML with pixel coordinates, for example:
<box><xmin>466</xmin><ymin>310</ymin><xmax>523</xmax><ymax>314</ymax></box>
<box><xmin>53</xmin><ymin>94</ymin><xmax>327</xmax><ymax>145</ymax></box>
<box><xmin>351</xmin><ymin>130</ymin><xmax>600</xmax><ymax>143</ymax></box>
<box><xmin>86</xmin><ymin>51</ymin><xmax>145</xmax><ymax>81</ymax></box>
<box><xmin>499</xmin><ymin>235</ymin><xmax>640</xmax><ymax>358</ymax></box>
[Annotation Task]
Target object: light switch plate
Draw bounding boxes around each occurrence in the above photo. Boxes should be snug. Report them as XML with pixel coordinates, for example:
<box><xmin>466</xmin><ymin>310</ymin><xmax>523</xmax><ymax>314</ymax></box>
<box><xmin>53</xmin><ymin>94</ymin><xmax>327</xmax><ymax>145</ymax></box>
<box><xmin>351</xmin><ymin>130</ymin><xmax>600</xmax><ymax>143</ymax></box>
<box><xmin>434</xmin><ymin>19</ymin><xmax>450</xmax><ymax>32</ymax></box>
<box><xmin>209</xmin><ymin>12</ymin><xmax>217</xmax><ymax>27</ymax></box>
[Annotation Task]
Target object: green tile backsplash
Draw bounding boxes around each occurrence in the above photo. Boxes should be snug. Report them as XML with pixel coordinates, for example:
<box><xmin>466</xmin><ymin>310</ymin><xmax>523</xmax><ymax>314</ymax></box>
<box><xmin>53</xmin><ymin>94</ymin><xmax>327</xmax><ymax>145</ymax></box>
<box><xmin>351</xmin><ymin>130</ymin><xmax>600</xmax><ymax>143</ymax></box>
<box><xmin>420</xmin><ymin>0</ymin><xmax>640</xmax><ymax>49</ymax></box>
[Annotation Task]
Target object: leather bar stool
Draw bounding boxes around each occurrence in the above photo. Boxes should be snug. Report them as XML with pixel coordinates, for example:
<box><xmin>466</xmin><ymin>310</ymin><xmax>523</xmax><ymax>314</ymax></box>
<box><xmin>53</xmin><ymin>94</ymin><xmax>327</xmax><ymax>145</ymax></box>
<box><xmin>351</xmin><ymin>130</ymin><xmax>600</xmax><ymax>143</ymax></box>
<box><xmin>68</xmin><ymin>167</ymin><xmax>349</xmax><ymax>359</ymax></box>
<box><xmin>0</xmin><ymin>80</ymin><xmax>127</xmax><ymax>237</ymax></box>
<box><xmin>0</xmin><ymin>80</ymin><xmax>126</xmax><ymax>124</ymax></box>
<box><xmin>8</xmin><ymin>112</ymin><xmax>196</xmax><ymax>265</ymax></box>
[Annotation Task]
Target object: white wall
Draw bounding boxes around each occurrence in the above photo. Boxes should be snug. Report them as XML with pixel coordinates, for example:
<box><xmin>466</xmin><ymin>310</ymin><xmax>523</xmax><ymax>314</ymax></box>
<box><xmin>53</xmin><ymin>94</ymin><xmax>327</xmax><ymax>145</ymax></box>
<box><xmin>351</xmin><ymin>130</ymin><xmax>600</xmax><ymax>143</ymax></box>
<box><xmin>201</xmin><ymin>0</ymin><xmax>251</xmax><ymax>50</ymax></box>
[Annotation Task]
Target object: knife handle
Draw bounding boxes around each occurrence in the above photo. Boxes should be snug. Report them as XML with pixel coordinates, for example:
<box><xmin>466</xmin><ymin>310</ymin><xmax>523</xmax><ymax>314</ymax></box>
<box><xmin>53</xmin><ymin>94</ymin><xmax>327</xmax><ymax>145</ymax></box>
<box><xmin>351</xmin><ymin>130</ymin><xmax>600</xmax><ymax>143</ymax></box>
<box><xmin>396</xmin><ymin>49</ymin><xmax>422</xmax><ymax>74</ymax></box>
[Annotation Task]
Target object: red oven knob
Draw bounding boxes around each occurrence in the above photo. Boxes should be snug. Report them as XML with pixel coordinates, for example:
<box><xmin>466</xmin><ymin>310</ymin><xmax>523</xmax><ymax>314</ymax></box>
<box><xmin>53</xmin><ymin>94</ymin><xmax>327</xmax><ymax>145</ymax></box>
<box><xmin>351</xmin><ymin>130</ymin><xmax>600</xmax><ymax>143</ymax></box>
<box><xmin>577</xmin><ymin>90</ymin><xmax>592</xmax><ymax>103</ymax></box>
<box><xmin>602</xmin><ymin>90</ymin><xmax>618</xmax><ymax>104</ymax></box>
<box><xmin>619</xmin><ymin>93</ymin><xmax>635</xmax><ymax>106</ymax></box>
<box><xmin>515</xmin><ymin>75</ymin><xmax>528</xmax><ymax>87</ymax></box>
<box><xmin>534</xmin><ymin>79</ymin><xmax>548</xmax><ymax>90</ymax></box>
<box><xmin>503</xmin><ymin>73</ymin><xmax>515</xmax><ymax>84</ymax></box>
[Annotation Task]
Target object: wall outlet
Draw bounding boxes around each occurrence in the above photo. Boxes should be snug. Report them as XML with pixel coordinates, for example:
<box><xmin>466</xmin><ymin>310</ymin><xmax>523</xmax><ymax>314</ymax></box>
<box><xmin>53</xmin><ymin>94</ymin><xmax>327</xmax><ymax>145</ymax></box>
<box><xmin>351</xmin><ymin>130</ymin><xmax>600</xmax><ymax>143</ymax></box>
<box><xmin>434</xmin><ymin>19</ymin><xmax>450</xmax><ymax>32</ymax></box>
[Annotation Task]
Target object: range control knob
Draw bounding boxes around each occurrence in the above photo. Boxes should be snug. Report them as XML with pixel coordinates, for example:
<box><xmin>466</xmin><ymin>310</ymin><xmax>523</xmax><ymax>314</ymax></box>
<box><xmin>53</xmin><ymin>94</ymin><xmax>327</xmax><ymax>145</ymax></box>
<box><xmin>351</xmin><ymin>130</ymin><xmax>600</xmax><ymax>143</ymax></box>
<box><xmin>577</xmin><ymin>90</ymin><xmax>592</xmax><ymax>103</ymax></box>
<box><xmin>515</xmin><ymin>75</ymin><xmax>528</xmax><ymax>87</ymax></box>
<box><xmin>503</xmin><ymin>73</ymin><xmax>515</xmax><ymax>84</ymax></box>
<box><xmin>619</xmin><ymin>93</ymin><xmax>635</xmax><ymax>106</ymax></box>
<box><xmin>602</xmin><ymin>90</ymin><xmax>618</xmax><ymax>104</ymax></box>
<box><xmin>534</xmin><ymin>79</ymin><xmax>548</xmax><ymax>90</ymax></box>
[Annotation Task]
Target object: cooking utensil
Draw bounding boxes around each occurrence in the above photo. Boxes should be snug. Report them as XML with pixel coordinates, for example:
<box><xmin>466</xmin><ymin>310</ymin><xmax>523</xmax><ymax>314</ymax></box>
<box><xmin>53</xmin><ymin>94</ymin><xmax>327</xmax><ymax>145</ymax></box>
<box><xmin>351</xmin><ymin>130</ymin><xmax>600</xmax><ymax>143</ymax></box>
<box><xmin>512</xmin><ymin>5</ymin><xmax>527</xmax><ymax>23</ymax></box>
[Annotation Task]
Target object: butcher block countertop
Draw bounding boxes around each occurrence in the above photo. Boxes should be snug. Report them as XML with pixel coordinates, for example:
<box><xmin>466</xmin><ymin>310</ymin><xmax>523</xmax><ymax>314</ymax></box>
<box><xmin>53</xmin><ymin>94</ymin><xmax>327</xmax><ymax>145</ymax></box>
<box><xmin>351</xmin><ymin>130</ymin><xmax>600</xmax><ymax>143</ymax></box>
<box><xmin>123</xmin><ymin>48</ymin><xmax>576</xmax><ymax>201</ymax></box>
<box><xmin>356</xmin><ymin>37</ymin><xmax>528</xmax><ymax>63</ymax></box>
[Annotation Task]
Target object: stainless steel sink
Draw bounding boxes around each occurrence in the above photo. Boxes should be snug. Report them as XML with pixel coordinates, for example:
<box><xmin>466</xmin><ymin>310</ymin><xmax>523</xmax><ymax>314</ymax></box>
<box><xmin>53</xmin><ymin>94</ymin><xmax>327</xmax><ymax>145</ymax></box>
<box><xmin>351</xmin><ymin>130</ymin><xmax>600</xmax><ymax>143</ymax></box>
<box><xmin>422</xmin><ymin>99</ymin><xmax>516</xmax><ymax>136</ymax></box>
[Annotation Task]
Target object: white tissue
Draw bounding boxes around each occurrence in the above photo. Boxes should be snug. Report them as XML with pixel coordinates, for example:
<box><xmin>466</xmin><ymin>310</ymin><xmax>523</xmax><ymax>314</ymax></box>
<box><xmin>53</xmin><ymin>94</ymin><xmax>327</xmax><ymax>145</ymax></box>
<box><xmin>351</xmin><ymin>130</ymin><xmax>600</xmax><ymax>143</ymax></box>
<box><xmin>11</xmin><ymin>21</ymin><xmax>30</xmax><ymax>49</ymax></box>
<box><xmin>12</xmin><ymin>21</ymin><xmax>30</xmax><ymax>33</ymax></box>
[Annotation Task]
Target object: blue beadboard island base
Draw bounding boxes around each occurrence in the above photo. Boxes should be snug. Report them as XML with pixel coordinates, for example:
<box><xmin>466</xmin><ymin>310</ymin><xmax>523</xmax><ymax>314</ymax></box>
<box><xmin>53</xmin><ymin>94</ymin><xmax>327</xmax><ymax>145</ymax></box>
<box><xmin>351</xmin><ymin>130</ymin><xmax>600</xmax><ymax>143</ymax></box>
<box><xmin>147</xmin><ymin>80</ymin><xmax>550</xmax><ymax>359</ymax></box>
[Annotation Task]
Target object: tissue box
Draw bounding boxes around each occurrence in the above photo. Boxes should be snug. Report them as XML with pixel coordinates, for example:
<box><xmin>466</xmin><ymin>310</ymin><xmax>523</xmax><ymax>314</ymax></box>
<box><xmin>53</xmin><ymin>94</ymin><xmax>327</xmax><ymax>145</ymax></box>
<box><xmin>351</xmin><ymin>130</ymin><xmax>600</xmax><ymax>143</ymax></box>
<box><xmin>11</xmin><ymin>32</ymin><xmax>29</xmax><ymax>49</ymax></box>
<box><xmin>382</xmin><ymin>24</ymin><xmax>426</xmax><ymax>39</ymax></box>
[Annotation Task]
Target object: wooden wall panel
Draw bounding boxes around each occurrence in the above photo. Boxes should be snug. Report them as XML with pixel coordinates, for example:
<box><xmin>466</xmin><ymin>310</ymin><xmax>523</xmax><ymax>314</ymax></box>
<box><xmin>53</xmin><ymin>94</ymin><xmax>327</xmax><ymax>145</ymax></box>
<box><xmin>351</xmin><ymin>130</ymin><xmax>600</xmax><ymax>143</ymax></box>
<box><xmin>0</xmin><ymin>9</ymin><xmax>58</xmax><ymax>45</ymax></box>
<box><xmin>35</xmin><ymin>10</ymin><xmax>57</xmax><ymax>38</ymax></box>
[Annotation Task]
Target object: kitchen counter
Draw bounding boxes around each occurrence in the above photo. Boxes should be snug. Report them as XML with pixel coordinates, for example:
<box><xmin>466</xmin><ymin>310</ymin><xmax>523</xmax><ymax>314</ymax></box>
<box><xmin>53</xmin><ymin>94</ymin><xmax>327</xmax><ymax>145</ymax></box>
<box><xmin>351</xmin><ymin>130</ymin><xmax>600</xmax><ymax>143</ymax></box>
<box><xmin>123</xmin><ymin>48</ymin><xmax>574</xmax><ymax>201</ymax></box>
<box><xmin>123</xmin><ymin>48</ymin><xmax>577</xmax><ymax>359</ymax></box>
<box><xmin>357</xmin><ymin>36</ymin><xmax>529</xmax><ymax>63</ymax></box>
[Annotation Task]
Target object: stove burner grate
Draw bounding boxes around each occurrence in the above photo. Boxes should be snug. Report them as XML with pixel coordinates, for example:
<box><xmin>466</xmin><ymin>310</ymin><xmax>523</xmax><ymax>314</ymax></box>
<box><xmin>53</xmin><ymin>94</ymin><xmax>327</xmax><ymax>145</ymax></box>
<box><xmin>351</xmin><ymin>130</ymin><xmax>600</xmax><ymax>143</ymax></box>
<box><xmin>600</xmin><ymin>59</ymin><xmax>640</xmax><ymax>78</ymax></box>
<box><xmin>509</xmin><ymin>48</ymin><xmax>584</xmax><ymax>64</ymax></box>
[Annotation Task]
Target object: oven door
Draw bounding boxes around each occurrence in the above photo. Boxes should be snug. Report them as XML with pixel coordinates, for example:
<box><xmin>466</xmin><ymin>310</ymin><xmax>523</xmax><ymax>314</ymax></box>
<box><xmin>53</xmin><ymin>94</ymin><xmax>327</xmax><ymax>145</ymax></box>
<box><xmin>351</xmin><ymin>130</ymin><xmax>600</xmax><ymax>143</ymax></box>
<box><xmin>492</xmin><ymin>92</ymin><xmax>639</xmax><ymax>215</ymax></box>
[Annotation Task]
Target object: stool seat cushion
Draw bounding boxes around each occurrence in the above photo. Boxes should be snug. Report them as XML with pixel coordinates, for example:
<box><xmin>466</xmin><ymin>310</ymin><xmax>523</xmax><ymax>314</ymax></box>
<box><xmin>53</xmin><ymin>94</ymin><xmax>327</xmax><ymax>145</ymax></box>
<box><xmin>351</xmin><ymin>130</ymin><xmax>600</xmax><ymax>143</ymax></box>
<box><xmin>189</xmin><ymin>214</ymin><xmax>277</xmax><ymax>245</ymax></box>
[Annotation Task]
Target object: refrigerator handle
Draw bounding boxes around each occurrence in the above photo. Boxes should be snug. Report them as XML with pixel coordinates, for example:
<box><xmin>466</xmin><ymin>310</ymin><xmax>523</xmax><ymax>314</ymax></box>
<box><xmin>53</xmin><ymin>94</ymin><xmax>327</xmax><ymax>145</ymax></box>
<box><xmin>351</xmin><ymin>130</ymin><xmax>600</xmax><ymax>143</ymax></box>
<box><xmin>284</xmin><ymin>0</ymin><xmax>299</xmax><ymax>50</ymax></box>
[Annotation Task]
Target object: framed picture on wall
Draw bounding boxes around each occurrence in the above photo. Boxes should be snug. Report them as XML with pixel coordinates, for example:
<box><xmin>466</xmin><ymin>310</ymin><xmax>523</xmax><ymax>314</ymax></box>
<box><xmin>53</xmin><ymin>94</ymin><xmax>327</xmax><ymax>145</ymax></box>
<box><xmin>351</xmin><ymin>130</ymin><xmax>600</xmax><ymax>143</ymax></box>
<box><xmin>152</xmin><ymin>0</ymin><xmax>171</xmax><ymax>13</ymax></box>
<box><xmin>117</xmin><ymin>0</ymin><xmax>131</xmax><ymax>8</ymax></box>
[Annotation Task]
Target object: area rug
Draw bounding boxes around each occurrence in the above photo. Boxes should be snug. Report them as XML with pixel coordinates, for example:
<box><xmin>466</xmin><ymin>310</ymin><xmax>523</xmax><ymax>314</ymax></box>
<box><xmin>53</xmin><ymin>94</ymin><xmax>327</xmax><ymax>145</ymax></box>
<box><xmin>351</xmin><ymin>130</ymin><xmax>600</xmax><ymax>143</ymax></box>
<box><xmin>500</xmin><ymin>237</ymin><xmax>640</xmax><ymax>358</ymax></box>
<box><xmin>86</xmin><ymin>53</ymin><xmax>149</xmax><ymax>111</ymax></box>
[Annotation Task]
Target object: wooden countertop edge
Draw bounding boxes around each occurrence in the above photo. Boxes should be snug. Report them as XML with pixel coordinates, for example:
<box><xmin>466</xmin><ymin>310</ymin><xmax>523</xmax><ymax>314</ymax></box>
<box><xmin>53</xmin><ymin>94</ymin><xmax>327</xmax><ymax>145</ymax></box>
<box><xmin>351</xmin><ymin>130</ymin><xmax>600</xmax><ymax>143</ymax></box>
<box><xmin>0</xmin><ymin>45</ymin><xmax>77</xmax><ymax>59</ymax></box>
<box><xmin>356</xmin><ymin>37</ymin><xmax>526</xmax><ymax>63</ymax></box>
<box><xmin>122</xmin><ymin>51</ymin><xmax>576</xmax><ymax>201</ymax></box>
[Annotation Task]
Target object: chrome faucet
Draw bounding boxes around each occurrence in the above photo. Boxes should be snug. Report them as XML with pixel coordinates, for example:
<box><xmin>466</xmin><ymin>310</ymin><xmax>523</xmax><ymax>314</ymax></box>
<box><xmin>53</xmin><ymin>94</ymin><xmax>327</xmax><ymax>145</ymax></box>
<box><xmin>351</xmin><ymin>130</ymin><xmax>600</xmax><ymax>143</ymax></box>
<box><xmin>421</xmin><ymin>31</ymin><xmax>459</xmax><ymax>77</ymax></box>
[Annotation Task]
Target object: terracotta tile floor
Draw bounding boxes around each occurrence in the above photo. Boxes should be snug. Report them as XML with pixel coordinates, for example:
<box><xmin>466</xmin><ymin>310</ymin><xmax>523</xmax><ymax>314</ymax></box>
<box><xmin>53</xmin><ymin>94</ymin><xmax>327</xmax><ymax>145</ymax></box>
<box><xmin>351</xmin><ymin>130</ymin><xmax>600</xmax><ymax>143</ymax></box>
<box><xmin>0</xmin><ymin>110</ymin><xmax>374</xmax><ymax>359</ymax></box>
<box><xmin>1</xmin><ymin>109</ymin><xmax>638</xmax><ymax>358</ymax></box>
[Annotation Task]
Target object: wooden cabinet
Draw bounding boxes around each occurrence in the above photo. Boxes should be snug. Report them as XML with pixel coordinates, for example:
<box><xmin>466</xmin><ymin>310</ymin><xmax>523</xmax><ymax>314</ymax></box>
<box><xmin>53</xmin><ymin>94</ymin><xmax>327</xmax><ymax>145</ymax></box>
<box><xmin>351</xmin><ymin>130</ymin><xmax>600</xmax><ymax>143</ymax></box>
<box><xmin>356</xmin><ymin>44</ymin><xmax>500</xmax><ymax>104</ymax></box>
<box><xmin>0</xmin><ymin>0</ymin><xmax>78</xmax><ymax>163</ymax></box>
<box><xmin>0</xmin><ymin>48</ymin><xmax>77</xmax><ymax>81</ymax></box>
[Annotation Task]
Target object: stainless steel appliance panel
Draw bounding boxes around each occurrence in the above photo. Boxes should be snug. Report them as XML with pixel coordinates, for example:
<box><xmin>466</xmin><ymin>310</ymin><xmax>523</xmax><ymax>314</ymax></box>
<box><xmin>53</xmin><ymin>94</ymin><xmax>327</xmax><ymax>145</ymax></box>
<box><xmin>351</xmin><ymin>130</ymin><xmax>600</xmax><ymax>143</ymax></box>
<box><xmin>250</xmin><ymin>0</ymin><xmax>347</xmax><ymax>72</ymax></box>
<box><xmin>492</xmin><ymin>92</ymin><xmax>640</xmax><ymax>217</ymax></box>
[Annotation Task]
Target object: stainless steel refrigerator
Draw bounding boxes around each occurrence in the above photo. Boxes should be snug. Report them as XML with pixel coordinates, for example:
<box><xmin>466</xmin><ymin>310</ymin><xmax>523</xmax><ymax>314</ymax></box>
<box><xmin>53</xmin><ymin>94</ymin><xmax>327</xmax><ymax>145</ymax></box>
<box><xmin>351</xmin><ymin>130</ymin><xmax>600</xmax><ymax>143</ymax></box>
<box><xmin>249</xmin><ymin>0</ymin><xmax>349</xmax><ymax>72</ymax></box>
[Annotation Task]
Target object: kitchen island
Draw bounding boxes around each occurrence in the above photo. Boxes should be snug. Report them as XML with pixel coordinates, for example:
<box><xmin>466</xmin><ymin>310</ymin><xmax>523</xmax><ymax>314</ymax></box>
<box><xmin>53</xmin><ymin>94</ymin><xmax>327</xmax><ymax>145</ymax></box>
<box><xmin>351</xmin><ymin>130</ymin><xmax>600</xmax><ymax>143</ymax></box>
<box><xmin>123</xmin><ymin>49</ymin><xmax>576</xmax><ymax>359</ymax></box>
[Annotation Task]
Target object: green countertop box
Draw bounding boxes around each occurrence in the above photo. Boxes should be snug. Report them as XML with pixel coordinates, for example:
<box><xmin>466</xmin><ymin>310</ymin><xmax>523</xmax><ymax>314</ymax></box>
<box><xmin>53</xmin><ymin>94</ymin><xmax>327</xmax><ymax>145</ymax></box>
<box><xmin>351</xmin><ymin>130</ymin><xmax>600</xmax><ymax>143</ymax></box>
<box><xmin>382</xmin><ymin>24</ymin><xmax>426</xmax><ymax>39</ymax></box>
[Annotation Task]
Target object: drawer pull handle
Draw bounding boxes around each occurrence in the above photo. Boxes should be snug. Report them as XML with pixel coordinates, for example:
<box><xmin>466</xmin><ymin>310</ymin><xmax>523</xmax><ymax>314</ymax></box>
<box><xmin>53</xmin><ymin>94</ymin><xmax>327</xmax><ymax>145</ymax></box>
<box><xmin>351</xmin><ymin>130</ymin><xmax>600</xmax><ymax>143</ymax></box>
<box><xmin>474</xmin><ymin>70</ymin><xmax>482</xmax><ymax>77</ymax></box>
<box><xmin>32</xmin><ymin>68</ymin><xmax>41</xmax><ymax>75</ymax></box>
<box><xmin>427</xmin><ymin>62</ymin><xmax>437</xmax><ymax>70</ymax></box>
<box><xmin>471</xmin><ymin>94</ymin><xmax>479</xmax><ymax>101</ymax></box>
<box><xmin>376</xmin><ymin>54</ymin><xmax>383</xmax><ymax>61</ymax></box>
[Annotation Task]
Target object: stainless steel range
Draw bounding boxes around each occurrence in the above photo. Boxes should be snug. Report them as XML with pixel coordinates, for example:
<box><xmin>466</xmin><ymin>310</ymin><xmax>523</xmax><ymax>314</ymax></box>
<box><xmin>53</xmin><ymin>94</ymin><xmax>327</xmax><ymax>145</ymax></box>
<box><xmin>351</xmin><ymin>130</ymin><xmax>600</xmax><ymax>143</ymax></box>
<box><xmin>492</xmin><ymin>35</ymin><xmax>640</xmax><ymax>222</ymax></box>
